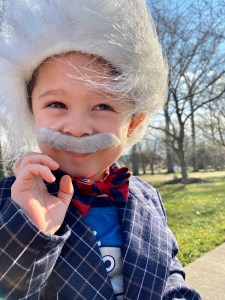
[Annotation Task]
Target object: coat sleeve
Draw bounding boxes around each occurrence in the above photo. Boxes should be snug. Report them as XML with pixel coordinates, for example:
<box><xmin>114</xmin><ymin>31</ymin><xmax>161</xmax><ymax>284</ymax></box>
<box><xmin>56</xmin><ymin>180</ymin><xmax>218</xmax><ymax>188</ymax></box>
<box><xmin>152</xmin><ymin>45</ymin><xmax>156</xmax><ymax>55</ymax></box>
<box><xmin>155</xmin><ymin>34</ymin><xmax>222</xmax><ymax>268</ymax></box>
<box><xmin>0</xmin><ymin>194</ymin><xmax>70</xmax><ymax>299</ymax></box>
<box><xmin>163</xmin><ymin>256</ymin><xmax>201</xmax><ymax>300</ymax></box>
<box><xmin>155</xmin><ymin>190</ymin><xmax>202</xmax><ymax>300</ymax></box>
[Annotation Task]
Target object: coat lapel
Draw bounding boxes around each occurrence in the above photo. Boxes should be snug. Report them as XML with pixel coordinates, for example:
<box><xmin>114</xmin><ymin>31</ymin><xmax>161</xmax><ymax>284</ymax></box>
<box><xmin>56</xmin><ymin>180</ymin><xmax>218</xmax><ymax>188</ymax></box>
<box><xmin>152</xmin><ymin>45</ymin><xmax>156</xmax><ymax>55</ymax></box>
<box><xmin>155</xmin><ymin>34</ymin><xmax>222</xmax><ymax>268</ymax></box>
<box><xmin>118</xmin><ymin>180</ymin><xmax>171</xmax><ymax>299</ymax></box>
<box><xmin>46</xmin><ymin>182</ymin><xmax>116</xmax><ymax>299</ymax></box>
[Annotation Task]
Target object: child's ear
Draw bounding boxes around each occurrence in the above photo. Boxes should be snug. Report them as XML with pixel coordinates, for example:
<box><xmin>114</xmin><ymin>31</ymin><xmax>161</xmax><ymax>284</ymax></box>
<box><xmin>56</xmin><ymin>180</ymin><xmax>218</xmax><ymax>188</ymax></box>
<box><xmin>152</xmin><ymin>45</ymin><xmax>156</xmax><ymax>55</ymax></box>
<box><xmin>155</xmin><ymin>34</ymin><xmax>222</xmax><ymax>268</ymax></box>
<box><xmin>128</xmin><ymin>113</ymin><xmax>145</xmax><ymax>136</ymax></box>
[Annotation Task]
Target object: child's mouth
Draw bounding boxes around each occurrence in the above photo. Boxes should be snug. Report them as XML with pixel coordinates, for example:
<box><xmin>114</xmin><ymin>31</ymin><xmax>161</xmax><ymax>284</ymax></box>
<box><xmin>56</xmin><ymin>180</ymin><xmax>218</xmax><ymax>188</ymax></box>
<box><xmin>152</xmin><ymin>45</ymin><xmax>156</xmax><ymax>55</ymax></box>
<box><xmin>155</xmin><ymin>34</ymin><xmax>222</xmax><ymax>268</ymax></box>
<box><xmin>66</xmin><ymin>151</ymin><xmax>92</xmax><ymax>158</ymax></box>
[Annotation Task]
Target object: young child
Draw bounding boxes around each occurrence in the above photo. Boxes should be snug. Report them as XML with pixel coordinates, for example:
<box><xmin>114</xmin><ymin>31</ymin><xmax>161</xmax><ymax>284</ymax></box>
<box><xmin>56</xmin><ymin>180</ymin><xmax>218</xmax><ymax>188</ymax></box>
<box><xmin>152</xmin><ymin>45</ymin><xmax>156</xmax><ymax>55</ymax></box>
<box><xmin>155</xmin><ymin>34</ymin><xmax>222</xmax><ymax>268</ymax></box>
<box><xmin>0</xmin><ymin>1</ymin><xmax>201</xmax><ymax>299</ymax></box>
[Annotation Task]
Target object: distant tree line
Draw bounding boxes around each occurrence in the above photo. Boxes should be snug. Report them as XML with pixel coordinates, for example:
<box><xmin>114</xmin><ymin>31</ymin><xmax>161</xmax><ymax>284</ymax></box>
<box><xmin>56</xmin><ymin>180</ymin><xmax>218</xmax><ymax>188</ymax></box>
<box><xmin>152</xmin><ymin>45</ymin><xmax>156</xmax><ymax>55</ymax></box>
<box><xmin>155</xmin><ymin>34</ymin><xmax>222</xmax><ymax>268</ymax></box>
<box><xmin>120</xmin><ymin>135</ymin><xmax>225</xmax><ymax>176</ymax></box>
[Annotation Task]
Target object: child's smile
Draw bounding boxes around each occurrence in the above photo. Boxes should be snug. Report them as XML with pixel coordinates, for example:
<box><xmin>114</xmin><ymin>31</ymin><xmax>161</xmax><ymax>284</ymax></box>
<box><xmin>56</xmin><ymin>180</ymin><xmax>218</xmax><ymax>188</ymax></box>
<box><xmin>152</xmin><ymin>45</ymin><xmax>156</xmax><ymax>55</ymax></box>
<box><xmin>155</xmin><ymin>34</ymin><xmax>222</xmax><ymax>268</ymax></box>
<box><xmin>31</xmin><ymin>52</ymin><xmax>133</xmax><ymax>181</ymax></box>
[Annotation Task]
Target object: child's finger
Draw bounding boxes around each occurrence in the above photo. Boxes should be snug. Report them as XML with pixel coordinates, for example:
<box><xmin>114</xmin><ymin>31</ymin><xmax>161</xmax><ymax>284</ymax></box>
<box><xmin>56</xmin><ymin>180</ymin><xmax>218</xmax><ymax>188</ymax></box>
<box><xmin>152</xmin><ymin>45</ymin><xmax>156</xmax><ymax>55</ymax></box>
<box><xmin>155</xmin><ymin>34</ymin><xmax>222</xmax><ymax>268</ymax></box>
<box><xmin>13</xmin><ymin>151</ymin><xmax>42</xmax><ymax>169</ymax></box>
<box><xmin>57</xmin><ymin>175</ymin><xmax>74</xmax><ymax>206</ymax></box>
<box><xmin>17</xmin><ymin>152</ymin><xmax>58</xmax><ymax>169</ymax></box>
<box><xmin>18</xmin><ymin>164</ymin><xmax>56</xmax><ymax>184</ymax></box>
<box><xmin>13</xmin><ymin>153</ymin><xmax>58</xmax><ymax>176</ymax></box>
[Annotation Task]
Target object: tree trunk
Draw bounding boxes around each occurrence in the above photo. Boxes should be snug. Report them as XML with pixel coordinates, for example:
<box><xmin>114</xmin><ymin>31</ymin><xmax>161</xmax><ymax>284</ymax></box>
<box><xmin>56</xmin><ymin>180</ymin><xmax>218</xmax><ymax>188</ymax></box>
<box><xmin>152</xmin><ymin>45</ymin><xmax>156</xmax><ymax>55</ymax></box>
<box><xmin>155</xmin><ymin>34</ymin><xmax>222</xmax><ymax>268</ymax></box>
<box><xmin>131</xmin><ymin>144</ymin><xmax>139</xmax><ymax>175</ymax></box>
<box><xmin>178</xmin><ymin>150</ymin><xmax>188</xmax><ymax>181</ymax></box>
<box><xmin>190</xmin><ymin>98</ymin><xmax>199</xmax><ymax>172</ymax></box>
<box><xmin>166</xmin><ymin>148</ymin><xmax>174</xmax><ymax>173</ymax></box>
<box><xmin>177</xmin><ymin>126</ymin><xmax>188</xmax><ymax>181</ymax></box>
<box><xmin>140</xmin><ymin>152</ymin><xmax>146</xmax><ymax>174</ymax></box>
<box><xmin>203</xmin><ymin>155</ymin><xmax>207</xmax><ymax>172</ymax></box>
<box><xmin>150</xmin><ymin>162</ymin><xmax>154</xmax><ymax>175</ymax></box>
<box><xmin>165</xmin><ymin>107</ymin><xmax>174</xmax><ymax>173</ymax></box>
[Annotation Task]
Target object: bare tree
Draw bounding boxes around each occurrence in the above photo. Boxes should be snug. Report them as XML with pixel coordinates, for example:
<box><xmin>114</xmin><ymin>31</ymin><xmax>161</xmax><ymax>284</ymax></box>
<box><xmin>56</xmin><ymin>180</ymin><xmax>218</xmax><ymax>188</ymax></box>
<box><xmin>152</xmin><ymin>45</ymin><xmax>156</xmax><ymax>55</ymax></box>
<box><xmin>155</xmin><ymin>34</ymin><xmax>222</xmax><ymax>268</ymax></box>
<box><xmin>131</xmin><ymin>144</ymin><xmax>139</xmax><ymax>175</ymax></box>
<box><xmin>137</xmin><ymin>138</ymin><xmax>163</xmax><ymax>175</ymax></box>
<box><xmin>137</xmin><ymin>143</ymin><xmax>147</xmax><ymax>175</ymax></box>
<box><xmin>198</xmin><ymin>98</ymin><xmax>225</xmax><ymax>149</ymax></box>
<box><xmin>149</xmin><ymin>0</ymin><xmax>225</xmax><ymax>180</ymax></box>
<box><xmin>123</xmin><ymin>136</ymin><xmax>165</xmax><ymax>175</ymax></box>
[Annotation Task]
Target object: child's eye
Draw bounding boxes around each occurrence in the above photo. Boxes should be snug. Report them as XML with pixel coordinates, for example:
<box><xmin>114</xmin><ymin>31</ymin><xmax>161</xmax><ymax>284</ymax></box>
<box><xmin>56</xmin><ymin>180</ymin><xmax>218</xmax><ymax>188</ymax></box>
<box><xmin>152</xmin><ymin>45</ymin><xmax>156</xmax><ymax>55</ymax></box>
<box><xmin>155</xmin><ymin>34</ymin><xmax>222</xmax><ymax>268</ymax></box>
<box><xmin>47</xmin><ymin>102</ymin><xmax>67</xmax><ymax>109</ymax></box>
<box><xmin>94</xmin><ymin>104</ymin><xmax>113</xmax><ymax>111</ymax></box>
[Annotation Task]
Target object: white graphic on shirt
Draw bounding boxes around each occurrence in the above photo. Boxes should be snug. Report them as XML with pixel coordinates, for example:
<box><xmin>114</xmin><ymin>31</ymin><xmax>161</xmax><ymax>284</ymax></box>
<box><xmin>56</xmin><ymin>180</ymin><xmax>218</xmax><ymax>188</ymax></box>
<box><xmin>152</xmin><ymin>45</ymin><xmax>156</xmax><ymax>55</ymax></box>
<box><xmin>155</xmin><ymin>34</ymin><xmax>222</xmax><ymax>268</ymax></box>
<box><xmin>99</xmin><ymin>247</ymin><xmax>124</xmax><ymax>300</ymax></box>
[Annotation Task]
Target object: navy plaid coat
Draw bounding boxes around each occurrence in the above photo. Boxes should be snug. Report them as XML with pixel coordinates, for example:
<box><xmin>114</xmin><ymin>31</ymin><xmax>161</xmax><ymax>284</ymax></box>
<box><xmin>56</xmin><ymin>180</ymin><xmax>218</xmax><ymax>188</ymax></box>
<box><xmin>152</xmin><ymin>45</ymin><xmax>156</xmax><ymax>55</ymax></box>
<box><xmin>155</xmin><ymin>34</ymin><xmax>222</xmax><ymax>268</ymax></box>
<box><xmin>0</xmin><ymin>175</ymin><xmax>201</xmax><ymax>300</ymax></box>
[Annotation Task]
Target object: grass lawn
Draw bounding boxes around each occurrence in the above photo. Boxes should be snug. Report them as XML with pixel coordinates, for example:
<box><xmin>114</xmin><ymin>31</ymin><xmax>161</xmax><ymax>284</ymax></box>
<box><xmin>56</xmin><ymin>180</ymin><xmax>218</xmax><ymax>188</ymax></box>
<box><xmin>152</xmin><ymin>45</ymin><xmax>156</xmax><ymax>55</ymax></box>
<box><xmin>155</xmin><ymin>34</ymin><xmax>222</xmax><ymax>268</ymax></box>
<box><xmin>139</xmin><ymin>171</ymin><xmax>225</xmax><ymax>266</ymax></box>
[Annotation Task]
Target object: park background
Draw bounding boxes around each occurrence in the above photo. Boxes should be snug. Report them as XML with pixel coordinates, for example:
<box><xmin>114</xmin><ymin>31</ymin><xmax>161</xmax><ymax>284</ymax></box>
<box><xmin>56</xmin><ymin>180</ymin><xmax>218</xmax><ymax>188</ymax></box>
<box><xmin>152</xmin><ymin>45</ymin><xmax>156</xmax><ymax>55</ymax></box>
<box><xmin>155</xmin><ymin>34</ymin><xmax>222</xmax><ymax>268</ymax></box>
<box><xmin>120</xmin><ymin>0</ymin><xmax>225</xmax><ymax>267</ymax></box>
<box><xmin>0</xmin><ymin>0</ymin><xmax>224</xmax><ymax>273</ymax></box>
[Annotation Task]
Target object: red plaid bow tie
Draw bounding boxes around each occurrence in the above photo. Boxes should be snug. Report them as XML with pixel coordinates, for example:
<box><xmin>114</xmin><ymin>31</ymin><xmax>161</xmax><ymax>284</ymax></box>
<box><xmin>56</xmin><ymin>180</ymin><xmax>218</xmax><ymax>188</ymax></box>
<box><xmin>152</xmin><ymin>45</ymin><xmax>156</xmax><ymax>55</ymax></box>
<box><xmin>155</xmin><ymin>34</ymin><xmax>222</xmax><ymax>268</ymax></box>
<box><xmin>54</xmin><ymin>165</ymin><xmax>130</xmax><ymax>217</ymax></box>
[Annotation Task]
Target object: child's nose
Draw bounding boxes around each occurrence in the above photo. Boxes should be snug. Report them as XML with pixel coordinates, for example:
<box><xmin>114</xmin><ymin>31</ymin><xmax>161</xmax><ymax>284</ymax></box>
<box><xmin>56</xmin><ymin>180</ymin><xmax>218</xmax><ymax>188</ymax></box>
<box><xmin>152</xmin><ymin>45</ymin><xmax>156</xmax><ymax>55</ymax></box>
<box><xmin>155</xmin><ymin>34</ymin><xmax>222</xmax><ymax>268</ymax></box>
<box><xmin>62</xmin><ymin>111</ymin><xmax>93</xmax><ymax>137</ymax></box>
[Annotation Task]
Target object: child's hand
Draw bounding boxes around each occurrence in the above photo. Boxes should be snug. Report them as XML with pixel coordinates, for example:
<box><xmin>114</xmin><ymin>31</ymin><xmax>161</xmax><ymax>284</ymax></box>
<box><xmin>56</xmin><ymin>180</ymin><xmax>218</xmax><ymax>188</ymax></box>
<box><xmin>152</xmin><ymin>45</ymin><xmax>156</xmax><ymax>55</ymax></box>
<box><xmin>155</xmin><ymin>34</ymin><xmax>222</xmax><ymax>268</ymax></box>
<box><xmin>11</xmin><ymin>152</ymin><xmax>73</xmax><ymax>235</ymax></box>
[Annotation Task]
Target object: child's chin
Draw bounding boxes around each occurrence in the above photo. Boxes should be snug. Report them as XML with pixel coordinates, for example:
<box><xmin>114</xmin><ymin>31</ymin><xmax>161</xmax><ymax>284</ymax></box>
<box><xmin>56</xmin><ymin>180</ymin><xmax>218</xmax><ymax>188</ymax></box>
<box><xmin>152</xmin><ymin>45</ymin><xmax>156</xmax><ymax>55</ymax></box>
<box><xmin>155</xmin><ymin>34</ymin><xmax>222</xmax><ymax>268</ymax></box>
<box><xmin>59</xmin><ymin>165</ymin><xmax>92</xmax><ymax>179</ymax></box>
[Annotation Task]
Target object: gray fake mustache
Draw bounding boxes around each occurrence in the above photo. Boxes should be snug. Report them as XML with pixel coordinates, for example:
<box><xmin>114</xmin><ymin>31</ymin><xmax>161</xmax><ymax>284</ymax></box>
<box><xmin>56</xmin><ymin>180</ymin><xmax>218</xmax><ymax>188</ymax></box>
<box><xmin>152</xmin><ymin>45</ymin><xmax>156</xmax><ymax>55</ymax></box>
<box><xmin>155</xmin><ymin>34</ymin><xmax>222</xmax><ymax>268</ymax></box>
<box><xmin>36</xmin><ymin>128</ymin><xmax>121</xmax><ymax>154</ymax></box>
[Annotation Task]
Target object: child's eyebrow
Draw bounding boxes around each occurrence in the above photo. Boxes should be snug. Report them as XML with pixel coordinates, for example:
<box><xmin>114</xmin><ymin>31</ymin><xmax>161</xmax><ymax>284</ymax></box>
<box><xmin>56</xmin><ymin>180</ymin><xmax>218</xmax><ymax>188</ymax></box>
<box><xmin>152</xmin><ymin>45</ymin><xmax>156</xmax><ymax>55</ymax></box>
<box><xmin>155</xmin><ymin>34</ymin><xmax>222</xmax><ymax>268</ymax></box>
<box><xmin>36</xmin><ymin>88</ymin><xmax>128</xmax><ymax>103</ymax></box>
<box><xmin>37</xmin><ymin>89</ymin><xmax>65</xmax><ymax>100</ymax></box>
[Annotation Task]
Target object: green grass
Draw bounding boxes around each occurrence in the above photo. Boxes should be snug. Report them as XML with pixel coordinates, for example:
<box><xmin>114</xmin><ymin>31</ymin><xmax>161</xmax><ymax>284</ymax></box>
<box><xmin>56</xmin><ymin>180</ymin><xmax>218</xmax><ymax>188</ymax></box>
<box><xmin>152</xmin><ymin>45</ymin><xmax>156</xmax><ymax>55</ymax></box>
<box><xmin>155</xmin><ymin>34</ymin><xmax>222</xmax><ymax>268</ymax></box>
<box><xmin>139</xmin><ymin>172</ymin><xmax>225</xmax><ymax>266</ymax></box>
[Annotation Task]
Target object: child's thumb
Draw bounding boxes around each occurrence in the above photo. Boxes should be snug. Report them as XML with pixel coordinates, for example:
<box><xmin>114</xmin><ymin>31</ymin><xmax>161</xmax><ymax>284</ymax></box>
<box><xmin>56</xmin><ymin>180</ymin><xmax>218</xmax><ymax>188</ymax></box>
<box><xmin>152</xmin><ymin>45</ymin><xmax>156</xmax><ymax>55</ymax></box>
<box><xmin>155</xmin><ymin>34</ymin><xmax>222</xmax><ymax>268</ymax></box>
<box><xmin>57</xmin><ymin>175</ymin><xmax>74</xmax><ymax>206</ymax></box>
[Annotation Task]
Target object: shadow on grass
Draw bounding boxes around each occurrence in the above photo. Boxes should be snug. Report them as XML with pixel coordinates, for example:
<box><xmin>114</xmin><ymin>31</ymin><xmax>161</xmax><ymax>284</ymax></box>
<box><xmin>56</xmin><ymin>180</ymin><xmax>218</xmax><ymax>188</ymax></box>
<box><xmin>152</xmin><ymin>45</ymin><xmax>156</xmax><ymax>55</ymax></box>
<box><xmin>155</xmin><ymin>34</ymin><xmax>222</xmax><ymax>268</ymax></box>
<box><xmin>165</xmin><ymin>177</ymin><xmax>208</xmax><ymax>185</ymax></box>
<box><xmin>162</xmin><ymin>184</ymin><xmax>186</xmax><ymax>197</ymax></box>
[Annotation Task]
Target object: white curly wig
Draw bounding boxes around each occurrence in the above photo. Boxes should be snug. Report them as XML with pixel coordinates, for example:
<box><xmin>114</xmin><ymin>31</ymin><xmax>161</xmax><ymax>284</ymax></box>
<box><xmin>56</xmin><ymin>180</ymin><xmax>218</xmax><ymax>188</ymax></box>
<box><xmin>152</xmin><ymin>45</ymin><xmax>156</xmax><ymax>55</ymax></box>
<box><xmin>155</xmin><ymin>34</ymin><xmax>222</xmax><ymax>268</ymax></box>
<box><xmin>0</xmin><ymin>0</ymin><xmax>167</xmax><ymax>162</ymax></box>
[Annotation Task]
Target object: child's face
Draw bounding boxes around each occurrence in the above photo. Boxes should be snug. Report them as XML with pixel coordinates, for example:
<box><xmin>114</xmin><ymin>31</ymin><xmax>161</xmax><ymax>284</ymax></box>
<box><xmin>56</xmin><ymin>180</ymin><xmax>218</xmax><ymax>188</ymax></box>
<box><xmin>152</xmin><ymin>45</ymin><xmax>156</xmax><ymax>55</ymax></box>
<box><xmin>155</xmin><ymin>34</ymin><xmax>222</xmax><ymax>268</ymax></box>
<box><xmin>31</xmin><ymin>52</ymin><xmax>133</xmax><ymax>180</ymax></box>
